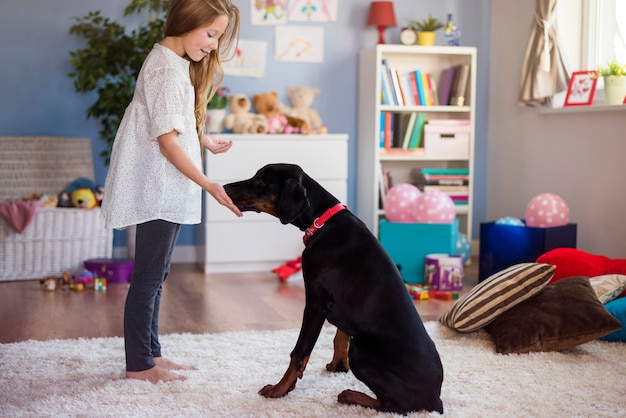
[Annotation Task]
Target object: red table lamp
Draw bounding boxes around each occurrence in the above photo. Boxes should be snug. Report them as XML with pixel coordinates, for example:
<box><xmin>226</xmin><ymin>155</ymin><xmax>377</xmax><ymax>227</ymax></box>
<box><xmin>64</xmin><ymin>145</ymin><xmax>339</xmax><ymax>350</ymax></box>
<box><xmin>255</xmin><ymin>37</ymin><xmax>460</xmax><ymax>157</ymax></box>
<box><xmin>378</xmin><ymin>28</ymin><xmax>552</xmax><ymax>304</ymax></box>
<box><xmin>367</xmin><ymin>1</ymin><xmax>397</xmax><ymax>44</ymax></box>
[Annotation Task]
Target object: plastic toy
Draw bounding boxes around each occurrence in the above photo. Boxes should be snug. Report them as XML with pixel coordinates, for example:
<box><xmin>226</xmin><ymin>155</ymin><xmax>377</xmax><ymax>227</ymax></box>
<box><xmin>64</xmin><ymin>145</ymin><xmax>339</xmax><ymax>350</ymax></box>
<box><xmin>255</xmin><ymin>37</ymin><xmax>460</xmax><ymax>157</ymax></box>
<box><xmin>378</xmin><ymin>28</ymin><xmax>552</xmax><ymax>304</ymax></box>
<box><xmin>272</xmin><ymin>256</ymin><xmax>302</xmax><ymax>281</ymax></box>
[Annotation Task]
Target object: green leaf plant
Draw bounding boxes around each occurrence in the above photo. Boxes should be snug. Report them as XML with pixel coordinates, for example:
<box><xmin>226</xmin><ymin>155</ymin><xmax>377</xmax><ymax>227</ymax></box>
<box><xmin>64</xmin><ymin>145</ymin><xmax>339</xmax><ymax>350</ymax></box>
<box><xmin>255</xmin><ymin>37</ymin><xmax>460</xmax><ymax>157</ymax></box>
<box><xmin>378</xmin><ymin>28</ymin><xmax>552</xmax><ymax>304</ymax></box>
<box><xmin>410</xmin><ymin>14</ymin><xmax>444</xmax><ymax>33</ymax></box>
<box><xmin>68</xmin><ymin>0</ymin><xmax>168</xmax><ymax>165</ymax></box>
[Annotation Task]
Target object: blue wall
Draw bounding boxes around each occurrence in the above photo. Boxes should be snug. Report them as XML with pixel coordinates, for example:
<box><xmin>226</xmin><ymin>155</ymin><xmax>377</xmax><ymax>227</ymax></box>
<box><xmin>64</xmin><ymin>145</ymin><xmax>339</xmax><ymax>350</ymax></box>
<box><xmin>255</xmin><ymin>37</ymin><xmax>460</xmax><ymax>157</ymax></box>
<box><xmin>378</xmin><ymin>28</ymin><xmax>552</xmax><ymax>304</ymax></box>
<box><xmin>0</xmin><ymin>0</ymin><xmax>490</xmax><ymax>247</ymax></box>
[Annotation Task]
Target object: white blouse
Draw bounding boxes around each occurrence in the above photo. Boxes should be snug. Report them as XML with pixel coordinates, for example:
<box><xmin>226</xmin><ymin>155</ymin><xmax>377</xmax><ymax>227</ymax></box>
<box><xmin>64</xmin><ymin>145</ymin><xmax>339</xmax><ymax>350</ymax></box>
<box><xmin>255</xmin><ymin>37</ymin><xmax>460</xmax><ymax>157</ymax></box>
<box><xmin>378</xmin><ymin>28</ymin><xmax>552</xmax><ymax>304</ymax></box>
<box><xmin>101</xmin><ymin>44</ymin><xmax>202</xmax><ymax>230</ymax></box>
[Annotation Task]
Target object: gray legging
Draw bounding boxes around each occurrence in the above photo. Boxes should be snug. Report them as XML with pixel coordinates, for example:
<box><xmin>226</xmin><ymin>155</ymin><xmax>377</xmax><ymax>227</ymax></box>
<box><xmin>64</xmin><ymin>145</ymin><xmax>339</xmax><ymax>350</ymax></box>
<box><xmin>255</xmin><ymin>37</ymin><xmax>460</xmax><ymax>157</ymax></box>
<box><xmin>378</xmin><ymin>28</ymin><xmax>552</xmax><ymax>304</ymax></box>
<box><xmin>124</xmin><ymin>219</ymin><xmax>181</xmax><ymax>372</ymax></box>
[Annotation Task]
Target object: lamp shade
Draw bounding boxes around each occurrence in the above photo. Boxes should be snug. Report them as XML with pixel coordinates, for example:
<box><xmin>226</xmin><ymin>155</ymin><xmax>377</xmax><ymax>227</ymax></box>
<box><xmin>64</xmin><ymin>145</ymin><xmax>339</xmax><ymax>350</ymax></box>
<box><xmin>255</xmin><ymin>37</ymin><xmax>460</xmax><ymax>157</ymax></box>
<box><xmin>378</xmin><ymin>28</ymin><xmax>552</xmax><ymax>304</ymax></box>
<box><xmin>367</xmin><ymin>1</ymin><xmax>397</xmax><ymax>28</ymax></box>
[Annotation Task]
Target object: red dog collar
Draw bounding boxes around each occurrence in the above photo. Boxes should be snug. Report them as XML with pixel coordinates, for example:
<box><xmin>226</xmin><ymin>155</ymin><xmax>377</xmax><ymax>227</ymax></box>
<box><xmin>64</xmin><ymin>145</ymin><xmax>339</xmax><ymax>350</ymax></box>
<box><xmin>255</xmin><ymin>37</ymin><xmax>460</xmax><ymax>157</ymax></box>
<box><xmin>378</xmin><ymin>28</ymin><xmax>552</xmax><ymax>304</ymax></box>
<box><xmin>303</xmin><ymin>203</ymin><xmax>347</xmax><ymax>244</ymax></box>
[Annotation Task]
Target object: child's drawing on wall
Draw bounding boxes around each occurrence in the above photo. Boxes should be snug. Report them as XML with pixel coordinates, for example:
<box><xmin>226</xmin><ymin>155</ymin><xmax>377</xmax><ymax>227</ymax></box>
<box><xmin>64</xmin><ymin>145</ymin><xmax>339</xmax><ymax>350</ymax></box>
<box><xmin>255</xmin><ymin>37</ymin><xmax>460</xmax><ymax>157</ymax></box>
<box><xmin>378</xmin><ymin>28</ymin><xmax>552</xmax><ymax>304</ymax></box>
<box><xmin>223</xmin><ymin>40</ymin><xmax>267</xmax><ymax>78</ymax></box>
<box><xmin>288</xmin><ymin>0</ymin><xmax>337</xmax><ymax>22</ymax></box>
<box><xmin>252</xmin><ymin>0</ymin><xmax>287</xmax><ymax>25</ymax></box>
<box><xmin>275</xmin><ymin>26</ymin><xmax>323</xmax><ymax>62</ymax></box>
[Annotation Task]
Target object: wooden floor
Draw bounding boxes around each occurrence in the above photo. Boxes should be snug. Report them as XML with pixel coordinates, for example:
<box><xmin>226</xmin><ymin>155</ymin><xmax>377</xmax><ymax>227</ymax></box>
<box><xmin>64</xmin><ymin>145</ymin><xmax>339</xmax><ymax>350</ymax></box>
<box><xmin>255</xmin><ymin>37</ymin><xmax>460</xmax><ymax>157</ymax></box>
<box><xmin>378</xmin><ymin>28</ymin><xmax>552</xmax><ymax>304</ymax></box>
<box><xmin>0</xmin><ymin>259</ymin><xmax>477</xmax><ymax>344</ymax></box>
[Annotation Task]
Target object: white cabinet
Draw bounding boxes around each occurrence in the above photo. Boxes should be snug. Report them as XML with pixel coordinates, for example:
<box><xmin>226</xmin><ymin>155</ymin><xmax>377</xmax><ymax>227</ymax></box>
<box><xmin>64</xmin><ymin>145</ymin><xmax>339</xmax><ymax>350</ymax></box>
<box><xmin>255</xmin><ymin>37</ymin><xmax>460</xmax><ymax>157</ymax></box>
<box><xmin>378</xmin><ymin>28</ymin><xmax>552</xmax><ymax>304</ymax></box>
<box><xmin>198</xmin><ymin>134</ymin><xmax>348</xmax><ymax>273</ymax></box>
<box><xmin>357</xmin><ymin>44</ymin><xmax>477</xmax><ymax>239</ymax></box>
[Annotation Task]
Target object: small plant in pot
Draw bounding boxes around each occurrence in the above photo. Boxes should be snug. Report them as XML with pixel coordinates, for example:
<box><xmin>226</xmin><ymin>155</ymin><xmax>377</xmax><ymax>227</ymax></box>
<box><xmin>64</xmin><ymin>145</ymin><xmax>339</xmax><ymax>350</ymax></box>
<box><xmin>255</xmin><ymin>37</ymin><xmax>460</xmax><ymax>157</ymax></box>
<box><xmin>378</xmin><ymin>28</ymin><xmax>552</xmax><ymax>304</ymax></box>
<box><xmin>595</xmin><ymin>59</ymin><xmax>626</xmax><ymax>105</ymax></box>
<box><xmin>410</xmin><ymin>14</ymin><xmax>444</xmax><ymax>46</ymax></box>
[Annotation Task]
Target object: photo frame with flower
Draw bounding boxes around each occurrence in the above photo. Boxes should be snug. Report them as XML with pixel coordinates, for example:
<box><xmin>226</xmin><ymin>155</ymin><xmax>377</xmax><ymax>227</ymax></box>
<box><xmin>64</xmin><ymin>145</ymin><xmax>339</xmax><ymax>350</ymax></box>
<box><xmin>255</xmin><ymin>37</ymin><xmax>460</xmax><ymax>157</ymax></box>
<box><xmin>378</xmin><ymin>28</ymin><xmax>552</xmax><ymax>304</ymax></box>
<box><xmin>564</xmin><ymin>71</ymin><xmax>598</xmax><ymax>106</ymax></box>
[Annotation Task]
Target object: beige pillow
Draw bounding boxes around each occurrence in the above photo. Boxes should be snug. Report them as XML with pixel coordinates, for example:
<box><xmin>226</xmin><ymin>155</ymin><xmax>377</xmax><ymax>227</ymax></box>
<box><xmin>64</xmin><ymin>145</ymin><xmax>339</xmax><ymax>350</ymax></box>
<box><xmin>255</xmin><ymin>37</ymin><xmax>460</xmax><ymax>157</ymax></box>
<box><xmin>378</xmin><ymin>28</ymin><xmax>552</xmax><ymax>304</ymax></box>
<box><xmin>440</xmin><ymin>263</ymin><xmax>555</xmax><ymax>332</ymax></box>
<box><xmin>590</xmin><ymin>274</ymin><xmax>626</xmax><ymax>303</ymax></box>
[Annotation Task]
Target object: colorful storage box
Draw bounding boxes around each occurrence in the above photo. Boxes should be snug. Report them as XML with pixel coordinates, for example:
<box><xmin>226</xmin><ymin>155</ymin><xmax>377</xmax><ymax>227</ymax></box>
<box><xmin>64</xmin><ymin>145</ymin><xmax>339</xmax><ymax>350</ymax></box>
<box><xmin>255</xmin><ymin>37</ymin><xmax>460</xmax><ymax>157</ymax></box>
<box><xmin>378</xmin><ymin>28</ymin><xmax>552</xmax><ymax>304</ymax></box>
<box><xmin>84</xmin><ymin>258</ymin><xmax>134</xmax><ymax>283</ymax></box>
<box><xmin>425</xmin><ymin>254</ymin><xmax>463</xmax><ymax>290</ymax></box>
<box><xmin>379</xmin><ymin>219</ymin><xmax>458</xmax><ymax>284</ymax></box>
<box><xmin>479</xmin><ymin>222</ymin><xmax>577</xmax><ymax>282</ymax></box>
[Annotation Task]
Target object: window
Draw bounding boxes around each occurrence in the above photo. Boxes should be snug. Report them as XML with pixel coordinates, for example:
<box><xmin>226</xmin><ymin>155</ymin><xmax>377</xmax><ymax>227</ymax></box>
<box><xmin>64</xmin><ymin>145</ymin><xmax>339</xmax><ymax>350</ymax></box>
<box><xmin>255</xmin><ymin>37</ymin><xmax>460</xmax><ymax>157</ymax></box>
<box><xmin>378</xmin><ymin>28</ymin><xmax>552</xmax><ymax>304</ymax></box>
<box><xmin>558</xmin><ymin>0</ymin><xmax>626</xmax><ymax>71</ymax></box>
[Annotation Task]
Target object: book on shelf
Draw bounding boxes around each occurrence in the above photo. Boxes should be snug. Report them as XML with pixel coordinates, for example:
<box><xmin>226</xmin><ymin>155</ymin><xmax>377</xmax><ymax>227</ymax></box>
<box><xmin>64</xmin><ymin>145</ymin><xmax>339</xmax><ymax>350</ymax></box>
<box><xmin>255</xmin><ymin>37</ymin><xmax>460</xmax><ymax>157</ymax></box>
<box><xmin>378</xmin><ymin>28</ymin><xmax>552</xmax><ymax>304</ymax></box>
<box><xmin>408</xmin><ymin>71</ymin><xmax>420</xmax><ymax>105</ymax></box>
<box><xmin>383</xmin><ymin>112</ymin><xmax>393</xmax><ymax>149</ymax></box>
<box><xmin>398</xmin><ymin>72</ymin><xmax>414</xmax><ymax>106</ymax></box>
<box><xmin>401</xmin><ymin>113</ymin><xmax>418</xmax><ymax>150</ymax></box>
<box><xmin>411</xmin><ymin>168</ymin><xmax>470</xmax><ymax>188</ymax></box>
<box><xmin>449</xmin><ymin>64</ymin><xmax>470</xmax><ymax>106</ymax></box>
<box><xmin>423</xmin><ymin>185</ymin><xmax>469</xmax><ymax>192</ymax></box>
<box><xmin>421</xmin><ymin>72</ymin><xmax>432</xmax><ymax>105</ymax></box>
<box><xmin>426</xmin><ymin>73</ymin><xmax>439</xmax><ymax>105</ymax></box>
<box><xmin>388</xmin><ymin>65</ymin><xmax>405</xmax><ymax>106</ymax></box>
<box><xmin>408</xmin><ymin>113</ymin><xmax>428</xmax><ymax>149</ymax></box>
<box><xmin>380</xmin><ymin>70</ymin><xmax>393</xmax><ymax>105</ymax></box>
<box><xmin>392</xmin><ymin>113</ymin><xmax>411</xmax><ymax>148</ymax></box>
<box><xmin>438</xmin><ymin>66</ymin><xmax>456</xmax><ymax>106</ymax></box>
<box><xmin>381</xmin><ymin>59</ymin><xmax>399</xmax><ymax>105</ymax></box>
<box><xmin>414</xmin><ymin>70</ymin><xmax>426</xmax><ymax>106</ymax></box>
<box><xmin>419</xmin><ymin>167</ymin><xmax>470</xmax><ymax>175</ymax></box>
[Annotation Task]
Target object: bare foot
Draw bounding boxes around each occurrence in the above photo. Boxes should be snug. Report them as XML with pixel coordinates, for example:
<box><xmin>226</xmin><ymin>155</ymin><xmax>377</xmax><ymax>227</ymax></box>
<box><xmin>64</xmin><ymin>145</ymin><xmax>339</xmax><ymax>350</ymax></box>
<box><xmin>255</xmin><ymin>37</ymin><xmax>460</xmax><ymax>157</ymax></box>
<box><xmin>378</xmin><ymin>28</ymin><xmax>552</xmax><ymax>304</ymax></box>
<box><xmin>126</xmin><ymin>365</ymin><xmax>186</xmax><ymax>383</ymax></box>
<box><xmin>154</xmin><ymin>357</ymin><xmax>197</xmax><ymax>371</ymax></box>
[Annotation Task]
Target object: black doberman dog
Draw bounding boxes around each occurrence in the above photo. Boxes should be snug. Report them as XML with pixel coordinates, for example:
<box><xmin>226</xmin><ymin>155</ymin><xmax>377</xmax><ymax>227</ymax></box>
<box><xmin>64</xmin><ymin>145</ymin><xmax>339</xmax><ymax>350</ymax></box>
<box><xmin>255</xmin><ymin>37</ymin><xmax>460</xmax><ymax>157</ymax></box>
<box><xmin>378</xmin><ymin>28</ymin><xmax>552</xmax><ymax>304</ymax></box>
<box><xmin>224</xmin><ymin>163</ymin><xmax>444</xmax><ymax>414</ymax></box>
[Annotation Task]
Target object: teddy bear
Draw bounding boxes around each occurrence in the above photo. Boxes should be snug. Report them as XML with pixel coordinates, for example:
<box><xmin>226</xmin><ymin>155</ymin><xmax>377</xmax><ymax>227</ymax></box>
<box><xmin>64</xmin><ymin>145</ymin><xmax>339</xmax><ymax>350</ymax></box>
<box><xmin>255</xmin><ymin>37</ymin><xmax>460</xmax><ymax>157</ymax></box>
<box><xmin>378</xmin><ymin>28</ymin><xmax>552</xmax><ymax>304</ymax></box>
<box><xmin>223</xmin><ymin>93</ymin><xmax>268</xmax><ymax>134</ymax></box>
<box><xmin>279</xmin><ymin>86</ymin><xmax>328</xmax><ymax>134</ymax></box>
<box><xmin>252</xmin><ymin>91</ymin><xmax>308</xmax><ymax>134</ymax></box>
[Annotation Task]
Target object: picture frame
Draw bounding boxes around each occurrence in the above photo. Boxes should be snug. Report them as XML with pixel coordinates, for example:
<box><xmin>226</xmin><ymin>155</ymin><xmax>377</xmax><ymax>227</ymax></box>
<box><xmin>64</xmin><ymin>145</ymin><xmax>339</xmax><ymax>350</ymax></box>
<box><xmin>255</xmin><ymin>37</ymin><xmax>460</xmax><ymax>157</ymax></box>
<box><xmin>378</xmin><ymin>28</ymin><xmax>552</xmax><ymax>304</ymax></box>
<box><xmin>564</xmin><ymin>71</ymin><xmax>598</xmax><ymax>106</ymax></box>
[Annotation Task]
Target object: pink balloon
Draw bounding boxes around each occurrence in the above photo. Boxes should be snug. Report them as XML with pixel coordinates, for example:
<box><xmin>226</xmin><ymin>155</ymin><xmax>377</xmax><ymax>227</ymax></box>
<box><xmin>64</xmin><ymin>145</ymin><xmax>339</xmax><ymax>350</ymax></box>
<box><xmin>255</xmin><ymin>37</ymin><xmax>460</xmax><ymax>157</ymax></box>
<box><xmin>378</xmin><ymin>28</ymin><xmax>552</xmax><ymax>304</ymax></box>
<box><xmin>384</xmin><ymin>183</ymin><xmax>422</xmax><ymax>222</ymax></box>
<box><xmin>525</xmin><ymin>193</ymin><xmax>570</xmax><ymax>227</ymax></box>
<box><xmin>412</xmin><ymin>190</ymin><xmax>457</xmax><ymax>224</ymax></box>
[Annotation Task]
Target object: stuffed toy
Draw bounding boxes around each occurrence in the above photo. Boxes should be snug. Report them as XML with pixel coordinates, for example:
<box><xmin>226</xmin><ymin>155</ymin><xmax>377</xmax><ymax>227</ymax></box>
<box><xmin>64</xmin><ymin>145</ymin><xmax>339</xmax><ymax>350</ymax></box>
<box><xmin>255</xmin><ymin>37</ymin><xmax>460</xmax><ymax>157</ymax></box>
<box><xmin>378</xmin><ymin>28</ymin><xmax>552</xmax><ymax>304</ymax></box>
<box><xmin>223</xmin><ymin>93</ymin><xmax>267</xmax><ymax>134</ymax></box>
<box><xmin>71</xmin><ymin>188</ymin><xmax>98</xmax><ymax>210</ymax></box>
<box><xmin>62</xmin><ymin>177</ymin><xmax>102</xmax><ymax>210</ymax></box>
<box><xmin>252</xmin><ymin>91</ymin><xmax>307</xmax><ymax>134</ymax></box>
<box><xmin>279</xmin><ymin>86</ymin><xmax>328</xmax><ymax>134</ymax></box>
<box><xmin>537</xmin><ymin>248</ymin><xmax>626</xmax><ymax>288</ymax></box>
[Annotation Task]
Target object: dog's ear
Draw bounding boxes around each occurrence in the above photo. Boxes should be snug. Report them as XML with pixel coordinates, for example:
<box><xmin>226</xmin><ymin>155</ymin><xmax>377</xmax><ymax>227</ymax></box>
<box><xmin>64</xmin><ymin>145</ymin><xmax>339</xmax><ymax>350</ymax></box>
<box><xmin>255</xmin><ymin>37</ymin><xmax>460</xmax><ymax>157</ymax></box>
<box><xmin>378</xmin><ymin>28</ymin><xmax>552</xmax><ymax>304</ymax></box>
<box><xmin>278</xmin><ymin>178</ymin><xmax>310</xmax><ymax>224</ymax></box>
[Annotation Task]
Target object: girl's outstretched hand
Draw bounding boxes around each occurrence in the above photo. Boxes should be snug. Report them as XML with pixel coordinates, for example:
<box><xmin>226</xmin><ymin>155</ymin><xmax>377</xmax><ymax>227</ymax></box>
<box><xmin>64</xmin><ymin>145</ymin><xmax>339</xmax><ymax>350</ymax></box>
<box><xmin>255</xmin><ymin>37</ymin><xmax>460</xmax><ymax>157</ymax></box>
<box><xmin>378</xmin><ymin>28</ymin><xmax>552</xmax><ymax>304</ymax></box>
<box><xmin>206</xmin><ymin>182</ymin><xmax>242</xmax><ymax>217</ymax></box>
<box><xmin>204</xmin><ymin>135</ymin><xmax>233</xmax><ymax>154</ymax></box>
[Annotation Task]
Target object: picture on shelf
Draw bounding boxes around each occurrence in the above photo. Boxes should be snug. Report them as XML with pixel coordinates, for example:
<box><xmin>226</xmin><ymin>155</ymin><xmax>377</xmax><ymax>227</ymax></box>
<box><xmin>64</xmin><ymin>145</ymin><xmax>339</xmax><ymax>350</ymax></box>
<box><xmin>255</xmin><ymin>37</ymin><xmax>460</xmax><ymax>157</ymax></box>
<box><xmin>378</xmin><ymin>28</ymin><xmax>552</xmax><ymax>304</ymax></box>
<box><xmin>563</xmin><ymin>71</ymin><xmax>598</xmax><ymax>106</ymax></box>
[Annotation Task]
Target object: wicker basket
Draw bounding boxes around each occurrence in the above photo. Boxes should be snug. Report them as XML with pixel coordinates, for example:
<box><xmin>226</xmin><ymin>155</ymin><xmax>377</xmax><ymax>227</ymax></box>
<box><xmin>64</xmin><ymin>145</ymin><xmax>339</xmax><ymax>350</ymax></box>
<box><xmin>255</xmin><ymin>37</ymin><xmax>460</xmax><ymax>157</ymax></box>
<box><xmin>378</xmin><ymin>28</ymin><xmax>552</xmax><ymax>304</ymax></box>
<box><xmin>0</xmin><ymin>136</ymin><xmax>113</xmax><ymax>281</ymax></box>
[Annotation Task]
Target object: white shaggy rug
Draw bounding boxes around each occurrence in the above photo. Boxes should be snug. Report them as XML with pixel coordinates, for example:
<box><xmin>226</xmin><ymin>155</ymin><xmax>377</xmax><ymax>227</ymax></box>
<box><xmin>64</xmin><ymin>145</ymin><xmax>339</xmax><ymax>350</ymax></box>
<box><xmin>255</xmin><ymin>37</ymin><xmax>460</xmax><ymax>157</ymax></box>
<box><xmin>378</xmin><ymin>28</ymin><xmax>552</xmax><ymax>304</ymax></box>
<box><xmin>1</xmin><ymin>322</ymin><xmax>625</xmax><ymax>417</ymax></box>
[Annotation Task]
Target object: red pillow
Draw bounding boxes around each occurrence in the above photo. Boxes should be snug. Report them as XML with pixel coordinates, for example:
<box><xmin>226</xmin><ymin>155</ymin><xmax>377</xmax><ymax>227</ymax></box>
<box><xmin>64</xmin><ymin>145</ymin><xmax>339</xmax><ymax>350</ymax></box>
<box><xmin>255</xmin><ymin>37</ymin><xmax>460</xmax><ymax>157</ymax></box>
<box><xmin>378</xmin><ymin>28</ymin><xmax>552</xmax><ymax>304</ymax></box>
<box><xmin>536</xmin><ymin>248</ymin><xmax>626</xmax><ymax>283</ymax></box>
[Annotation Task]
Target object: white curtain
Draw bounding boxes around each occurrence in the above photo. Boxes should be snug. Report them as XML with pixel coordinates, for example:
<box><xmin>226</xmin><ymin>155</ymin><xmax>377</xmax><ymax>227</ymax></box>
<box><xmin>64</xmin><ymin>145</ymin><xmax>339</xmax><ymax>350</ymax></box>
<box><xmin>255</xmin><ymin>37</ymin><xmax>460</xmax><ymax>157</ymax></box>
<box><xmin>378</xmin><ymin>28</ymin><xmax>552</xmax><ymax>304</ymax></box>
<box><xmin>518</xmin><ymin>0</ymin><xmax>570</xmax><ymax>107</ymax></box>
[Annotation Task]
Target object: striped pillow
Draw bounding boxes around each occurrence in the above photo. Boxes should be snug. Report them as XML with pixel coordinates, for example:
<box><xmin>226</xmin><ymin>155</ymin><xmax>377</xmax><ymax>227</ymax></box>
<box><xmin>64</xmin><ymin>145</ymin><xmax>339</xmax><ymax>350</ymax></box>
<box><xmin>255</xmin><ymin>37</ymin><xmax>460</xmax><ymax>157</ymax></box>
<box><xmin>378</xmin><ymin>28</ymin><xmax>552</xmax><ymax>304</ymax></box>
<box><xmin>440</xmin><ymin>263</ymin><xmax>555</xmax><ymax>332</ymax></box>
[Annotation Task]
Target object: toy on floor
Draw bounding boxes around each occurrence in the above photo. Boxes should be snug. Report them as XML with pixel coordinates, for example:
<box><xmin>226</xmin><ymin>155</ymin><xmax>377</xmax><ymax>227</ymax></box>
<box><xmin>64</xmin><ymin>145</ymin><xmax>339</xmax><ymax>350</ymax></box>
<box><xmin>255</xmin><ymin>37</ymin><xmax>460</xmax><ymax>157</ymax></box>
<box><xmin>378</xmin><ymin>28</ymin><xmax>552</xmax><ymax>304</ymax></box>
<box><xmin>272</xmin><ymin>256</ymin><xmax>302</xmax><ymax>281</ymax></box>
<box><xmin>39</xmin><ymin>271</ymin><xmax>78</xmax><ymax>291</ymax></box>
<box><xmin>537</xmin><ymin>247</ymin><xmax>626</xmax><ymax>285</ymax></box>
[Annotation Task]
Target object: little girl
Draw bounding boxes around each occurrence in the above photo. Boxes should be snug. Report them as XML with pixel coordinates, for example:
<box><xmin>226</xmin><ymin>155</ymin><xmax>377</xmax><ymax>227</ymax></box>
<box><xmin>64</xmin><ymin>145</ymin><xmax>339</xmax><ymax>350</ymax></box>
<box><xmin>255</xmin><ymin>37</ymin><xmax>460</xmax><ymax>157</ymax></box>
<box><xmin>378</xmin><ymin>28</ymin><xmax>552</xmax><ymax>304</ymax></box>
<box><xmin>101</xmin><ymin>0</ymin><xmax>241</xmax><ymax>383</ymax></box>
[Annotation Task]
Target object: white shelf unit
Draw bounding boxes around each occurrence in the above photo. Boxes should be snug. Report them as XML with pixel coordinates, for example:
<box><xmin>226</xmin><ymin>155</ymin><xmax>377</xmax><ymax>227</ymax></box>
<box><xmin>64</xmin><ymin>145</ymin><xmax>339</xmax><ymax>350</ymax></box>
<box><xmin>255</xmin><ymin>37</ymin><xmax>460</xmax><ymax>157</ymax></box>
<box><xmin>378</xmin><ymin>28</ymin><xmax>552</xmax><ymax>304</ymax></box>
<box><xmin>357</xmin><ymin>44</ymin><xmax>477</xmax><ymax>239</ymax></box>
<box><xmin>198</xmin><ymin>134</ymin><xmax>348</xmax><ymax>273</ymax></box>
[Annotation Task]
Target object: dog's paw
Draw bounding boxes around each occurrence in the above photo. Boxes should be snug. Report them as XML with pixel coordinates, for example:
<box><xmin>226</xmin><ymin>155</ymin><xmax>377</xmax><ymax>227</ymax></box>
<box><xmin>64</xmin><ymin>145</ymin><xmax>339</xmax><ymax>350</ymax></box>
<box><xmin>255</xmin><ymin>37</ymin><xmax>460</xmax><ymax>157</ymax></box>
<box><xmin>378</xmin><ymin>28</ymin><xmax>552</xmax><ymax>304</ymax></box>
<box><xmin>326</xmin><ymin>359</ymin><xmax>350</xmax><ymax>373</ymax></box>
<box><xmin>338</xmin><ymin>389</ymin><xmax>380</xmax><ymax>409</ymax></box>
<box><xmin>259</xmin><ymin>384</ymin><xmax>288</xmax><ymax>398</ymax></box>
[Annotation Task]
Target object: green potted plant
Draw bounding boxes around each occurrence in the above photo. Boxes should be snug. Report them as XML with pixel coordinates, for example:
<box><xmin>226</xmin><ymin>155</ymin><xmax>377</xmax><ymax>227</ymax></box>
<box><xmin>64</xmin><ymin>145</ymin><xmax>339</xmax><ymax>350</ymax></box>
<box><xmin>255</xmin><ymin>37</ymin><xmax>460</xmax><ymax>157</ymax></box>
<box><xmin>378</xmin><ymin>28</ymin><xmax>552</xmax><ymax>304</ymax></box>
<box><xmin>68</xmin><ymin>0</ymin><xmax>169</xmax><ymax>165</ymax></box>
<box><xmin>595</xmin><ymin>59</ymin><xmax>626</xmax><ymax>105</ymax></box>
<box><xmin>410</xmin><ymin>14</ymin><xmax>444</xmax><ymax>46</ymax></box>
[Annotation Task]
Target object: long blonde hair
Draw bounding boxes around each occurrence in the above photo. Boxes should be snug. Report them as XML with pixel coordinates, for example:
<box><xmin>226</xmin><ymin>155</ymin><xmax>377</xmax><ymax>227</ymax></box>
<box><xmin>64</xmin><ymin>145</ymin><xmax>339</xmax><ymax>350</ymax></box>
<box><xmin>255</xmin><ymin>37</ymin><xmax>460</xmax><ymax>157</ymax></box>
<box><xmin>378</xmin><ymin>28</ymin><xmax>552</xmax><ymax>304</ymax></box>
<box><xmin>163</xmin><ymin>0</ymin><xmax>240</xmax><ymax>145</ymax></box>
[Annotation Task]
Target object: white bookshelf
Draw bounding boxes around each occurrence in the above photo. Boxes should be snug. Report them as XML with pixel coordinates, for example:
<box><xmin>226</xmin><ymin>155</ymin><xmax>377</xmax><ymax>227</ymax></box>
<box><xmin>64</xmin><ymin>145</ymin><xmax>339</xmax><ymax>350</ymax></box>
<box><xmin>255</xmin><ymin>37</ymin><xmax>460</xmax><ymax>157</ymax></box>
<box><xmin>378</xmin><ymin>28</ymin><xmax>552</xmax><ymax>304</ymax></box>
<box><xmin>357</xmin><ymin>44</ymin><xmax>477</xmax><ymax>239</ymax></box>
